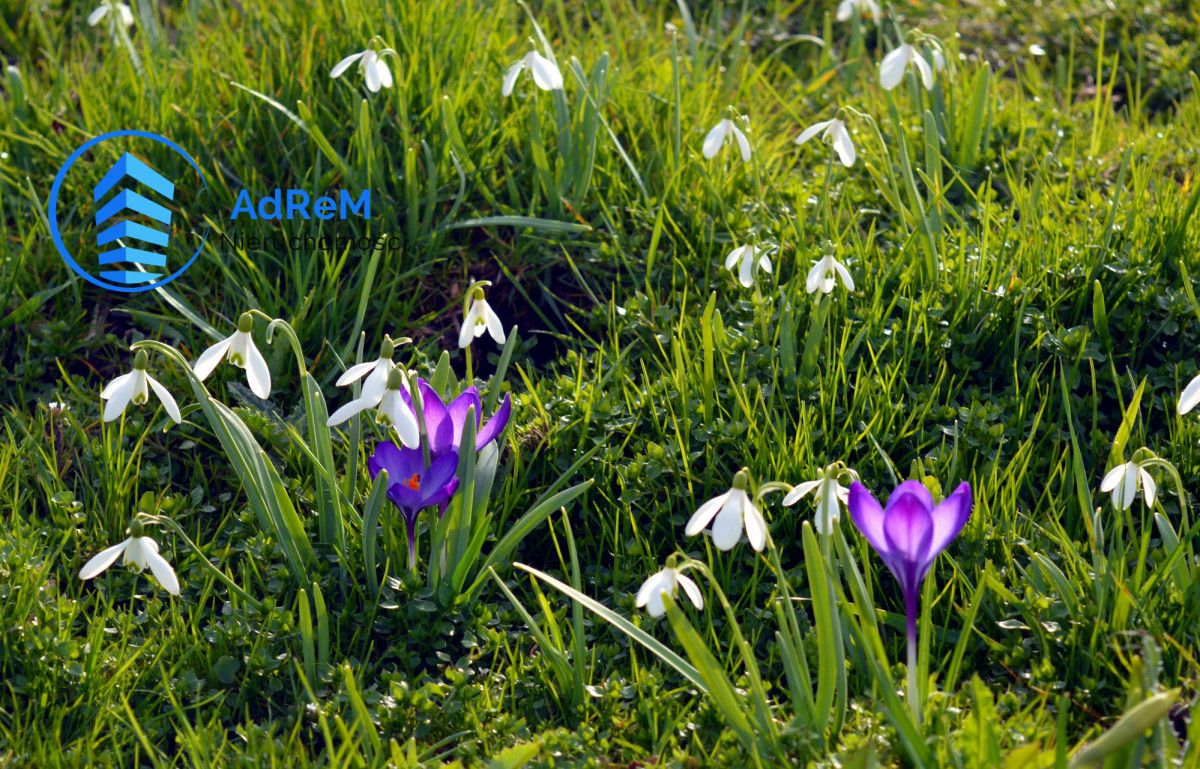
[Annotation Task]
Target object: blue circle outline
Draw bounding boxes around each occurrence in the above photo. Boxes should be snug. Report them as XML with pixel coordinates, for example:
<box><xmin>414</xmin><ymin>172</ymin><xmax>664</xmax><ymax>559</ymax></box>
<box><xmin>48</xmin><ymin>129</ymin><xmax>210</xmax><ymax>293</ymax></box>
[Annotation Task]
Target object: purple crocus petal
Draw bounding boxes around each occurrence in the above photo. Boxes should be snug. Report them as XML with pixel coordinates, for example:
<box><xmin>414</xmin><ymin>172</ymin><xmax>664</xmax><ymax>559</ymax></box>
<box><xmin>417</xmin><ymin>379</ymin><xmax>454</xmax><ymax>455</ymax></box>
<box><xmin>386</xmin><ymin>481</ymin><xmax>425</xmax><ymax>513</ymax></box>
<box><xmin>419</xmin><ymin>452</ymin><xmax>460</xmax><ymax>498</ymax></box>
<box><xmin>881</xmin><ymin>493</ymin><xmax>935</xmax><ymax>609</ymax></box>
<box><xmin>848</xmin><ymin>482</ymin><xmax>890</xmax><ymax>557</ymax></box>
<box><xmin>426</xmin><ymin>476</ymin><xmax>460</xmax><ymax>511</ymax></box>
<box><xmin>447</xmin><ymin>387</ymin><xmax>483</xmax><ymax>447</ymax></box>
<box><xmin>885</xmin><ymin>479</ymin><xmax>934</xmax><ymax>512</ymax></box>
<box><xmin>475</xmin><ymin>393</ymin><xmax>512</xmax><ymax>451</ymax></box>
<box><xmin>368</xmin><ymin>441</ymin><xmax>417</xmax><ymax>484</ymax></box>
<box><xmin>921</xmin><ymin>482</ymin><xmax>972</xmax><ymax>574</ymax></box>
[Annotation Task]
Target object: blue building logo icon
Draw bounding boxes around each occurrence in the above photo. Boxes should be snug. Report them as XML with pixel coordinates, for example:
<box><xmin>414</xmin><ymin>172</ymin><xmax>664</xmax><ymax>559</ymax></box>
<box><xmin>48</xmin><ymin>130</ymin><xmax>209</xmax><ymax>293</ymax></box>
<box><xmin>93</xmin><ymin>153</ymin><xmax>175</xmax><ymax>285</ymax></box>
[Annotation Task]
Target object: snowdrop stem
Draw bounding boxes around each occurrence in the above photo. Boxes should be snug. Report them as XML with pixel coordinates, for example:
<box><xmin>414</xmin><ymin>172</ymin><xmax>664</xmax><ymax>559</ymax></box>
<box><xmin>465</xmin><ymin>344</ymin><xmax>474</xmax><ymax>385</ymax></box>
<box><xmin>138</xmin><ymin>513</ymin><xmax>262</xmax><ymax>609</ymax></box>
<box><xmin>260</xmin><ymin>313</ymin><xmax>308</xmax><ymax>376</ymax></box>
<box><xmin>821</xmin><ymin>152</ymin><xmax>836</xmax><ymax>238</ymax></box>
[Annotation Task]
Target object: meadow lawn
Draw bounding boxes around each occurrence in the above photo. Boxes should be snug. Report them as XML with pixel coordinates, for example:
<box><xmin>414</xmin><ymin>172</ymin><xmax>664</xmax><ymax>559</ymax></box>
<box><xmin>2</xmin><ymin>0</ymin><xmax>1200</xmax><ymax>766</ymax></box>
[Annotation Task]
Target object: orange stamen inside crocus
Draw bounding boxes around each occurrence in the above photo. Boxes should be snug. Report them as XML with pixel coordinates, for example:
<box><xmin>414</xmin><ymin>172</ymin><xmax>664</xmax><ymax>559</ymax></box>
<box><xmin>404</xmin><ymin>473</ymin><xmax>421</xmax><ymax>491</ymax></box>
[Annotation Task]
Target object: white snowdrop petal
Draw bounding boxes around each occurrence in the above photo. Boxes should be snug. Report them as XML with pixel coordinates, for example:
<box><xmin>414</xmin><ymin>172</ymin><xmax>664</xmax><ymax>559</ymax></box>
<box><xmin>742</xmin><ymin>497</ymin><xmax>767</xmax><ymax>551</ymax></box>
<box><xmin>676</xmin><ymin>573</ymin><xmax>704</xmax><ymax>611</ymax></box>
<box><xmin>685</xmin><ymin>491</ymin><xmax>728</xmax><ymax>536</ymax></box>
<box><xmin>87</xmin><ymin>5</ymin><xmax>109</xmax><ymax>26</ymax></box>
<box><xmin>336</xmin><ymin>361</ymin><xmax>377</xmax><ymax>388</ymax></box>
<box><xmin>192</xmin><ymin>336</ymin><xmax>234</xmax><ymax>380</ymax></box>
<box><xmin>1099</xmin><ymin>464</ymin><xmax>1126</xmax><ymax>492</ymax></box>
<box><xmin>484</xmin><ymin>303</ymin><xmax>507</xmax><ymax>344</ymax></box>
<box><xmin>502</xmin><ymin>61</ymin><xmax>524</xmax><ymax>96</ymax></box>
<box><xmin>710</xmin><ymin>493</ymin><xmax>744</xmax><ymax>550</ymax></box>
<box><xmin>243</xmin><ymin>340</ymin><xmax>272</xmax><ymax>399</ymax></box>
<box><xmin>731</xmin><ymin>124</ymin><xmax>752</xmax><ymax>162</ymax></box>
<box><xmin>101</xmin><ymin>371</ymin><xmax>134</xmax><ymax>399</ymax></box>
<box><xmin>1179</xmin><ymin>374</ymin><xmax>1200</xmax><ymax>415</ymax></box>
<box><xmin>832</xmin><ymin>124</ymin><xmax>857</xmax><ymax>167</ymax></box>
<box><xmin>702</xmin><ymin>120</ymin><xmax>729</xmax><ymax>159</ymax></box>
<box><xmin>102</xmin><ymin>376</ymin><xmax>137</xmax><ymax>421</ymax></box>
<box><xmin>783</xmin><ymin>479</ymin><xmax>823</xmax><ymax>506</ymax></box>
<box><xmin>1140</xmin><ymin>470</ymin><xmax>1157</xmax><ymax>508</ymax></box>
<box><xmin>528</xmin><ymin>52</ymin><xmax>564</xmax><ymax>91</ymax></box>
<box><xmin>912</xmin><ymin>52</ymin><xmax>935</xmax><ymax>90</ymax></box>
<box><xmin>146</xmin><ymin>550</ymin><xmax>181</xmax><ymax>595</ymax></box>
<box><xmin>146</xmin><ymin>376</ymin><xmax>181</xmax><ymax>424</ymax></box>
<box><xmin>330</xmin><ymin>50</ymin><xmax>366</xmax><ymax>78</ymax></box>
<box><xmin>327</xmin><ymin>397</ymin><xmax>373</xmax><ymax>427</ymax></box>
<box><xmin>879</xmin><ymin>46</ymin><xmax>910</xmax><ymax>90</ymax></box>
<box><xmin>796</xmin><ymin>119</ymin><xmax>833</xmax><ymax>146</ymax></box>
<box><xmin>79</xmin><ymin>540</ymin><xmax>128</xmax><ymax>580</ymax></box>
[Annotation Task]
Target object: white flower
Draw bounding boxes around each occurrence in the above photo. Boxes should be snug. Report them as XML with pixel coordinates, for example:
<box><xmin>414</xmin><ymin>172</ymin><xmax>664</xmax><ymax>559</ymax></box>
<box><xmin>192</xmin><ymin>314</ymin><xmax>271</xmax><ymax>399</ymax></box>
<box><xmin>330</xmin><ymin>47</ymin><xmax>394</xmax><ymax>93</ymax></box>
<box><xmin>783</xmin><ymin>470</ymin><xmax>851</xmax><ymax>534</ymax></box>
<box><xmin>326</xmin><ymin>368</ymin><xmax>420</xmax><ymax>448</ymax></box>
<box><xmin>880</xmin><ymin>43</ymin><xmax>935</xmax><ymax>91</ymax></box>
<box><xmin>636</xmin><ymin>565</ymin><xmax>703</xmax><ymax>617</ymax></box>
<box><xmin>836</xmin><ymin>0</ymin><xmax>881</xmax><ymax>22</ymax></box>
<box><xmin>502</xmin><ymin>50</ymin><xmax>564</xmax><ymax>96</ymax></box>
<box><xmin>1029</xmin><ymin>44</ymin><xmax>1046</xmax><ymax>57</ymax></box>
<box><xmin>1100</xmin><ymin>460</ymin><xmax>1156</xmax><ymax>511</ymax></box>
<box><xmin>796</xmin><ymin>116</ymin><xmax>856</xmax><ymax>167</ymax></box>
<box><xmin>337</xmin><ymin>336</ymin><xmax>403</xmax><ymax>402</ymax></box>
<box><xmin>80</xmin><ymin>530</ymin><xmax>179</xmax><ymax>596</ymax></box>
<box><xmin>1179</xmin><ymin>373</ymin><xmax>1200</xmax><ymax>415</ymax></box>
<box><xmin>725</xmin><ymin>244</ymin><xmax>772</xmax><ymax>288</ymax></box>
<box><xmin>685</xmin><ymin>474</ymin><xmax>767</xmax><ymax>551</ymax></box>
<box><xmin>101</xmin><ymin>351</ymin><xmax>181</xmax><ymax>424</ymax></box>
<box><xmin>805</xmin><ymin>254</ymin><xmax>855</xmax><ymax>294</ymax></box>
<box><xmin>459</xmin><ymin>290</ymin><xmax>507</xmax><ymax>348</ymax></box>
<box><xmin>88</xmin><ymin>1</ymin><xmax>134</xmax><ymax>29</ymax></box>
<box><xmin>702</xmin><ymin>118</ymin><xmax>752</xmax><ymax>162</ymax></box>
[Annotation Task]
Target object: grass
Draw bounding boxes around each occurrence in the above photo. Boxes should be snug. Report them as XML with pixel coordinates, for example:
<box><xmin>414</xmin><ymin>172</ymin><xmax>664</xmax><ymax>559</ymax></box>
<box><xmin>2</xmin><ymin>0</ymin><xmax>1200</xmax><ymax>766</ymax></box>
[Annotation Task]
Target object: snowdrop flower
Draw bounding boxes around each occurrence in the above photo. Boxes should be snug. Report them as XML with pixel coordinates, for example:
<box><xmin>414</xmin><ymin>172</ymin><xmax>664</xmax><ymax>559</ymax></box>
<box><xmin>796</xmin><ymin>115</ymin><xmax>856</xmax><ymax>167</ymax></box>
<box><xmin>330</xmin><ymin>44</ymin><xmax>394</xmax><ymax>93</ymax></box>
<box><xmin>783</xmin><ymin>463</ymin><xmax>854</xmax><ymax>534</ymax></box>
<box><xmin>805</xmin><ymin>254</ymin><xmax>855</xmax><ymax>294</ymax></box>
<box><xmin>336</xmin><ymin>335</ymin><xmax>407</xmax><ymax>402</ymax></box>
<box><xmin>702</xmin><ymin>117</ymin><xmax>752</xmax><ymax>162</ymax></box>
<box><xmin>327</xmin><ymin>367</ymin><xmax>420</xmax><ymax>448</ymax></box>
<box><xmin>636</xmin><ymin>559</ymin><xmax>703</xmax><ymax>617</ymax></box>
<box><xmin>1100</xmin><ymin>460</ymin><xmax>1156</xmax><ymax>511</ymax></box>
<box><xmin>459</xmin><ymin>286</ymin><xmax>507</xmax><ymax>348</ymax></box>
<box><xmin>836</xmin><ymin>0</ymin><xmax>881</xmax><ymax>22</ymax></box>
<box><xmin>79</xmin><ymin>519</ymin><xmax>179</xmax><ymax>596</ymax></box>
<box><xmin>880</xmin><ymin>43</ymin><xmax>935</xmax><ymax>91</ymax></box>
<box><xmin>685</xmin><ymin>469</ymin><xmax>768</xmax><ymax>551</ymax></box>
<box><xmin>1178</xmin><ymin>373</ymin><xmax>1200</xmax><ymax>415</ymax></box>
<box><xmin>192</xmin><ymin>313</ymin><xmax>271</xmax><ymax>399</ymax></box>
<box><xmin>88</xmin><ymin>1</ymin><xmax>134</xmax><ymax>29</ymax></box>
<box><xmin>725</xmin><ymin>244</ymin><xmax>772</xmax><ymax>288</ymax></box>
<box><xmin>502</xmin><ymin>50</ymin><xmax>564</xmax><ymax>96</ymax></box>
<box><xmin>101</xmin><ymin>350</ymin><xmax>181</xmax><ymax>424</ymax></box>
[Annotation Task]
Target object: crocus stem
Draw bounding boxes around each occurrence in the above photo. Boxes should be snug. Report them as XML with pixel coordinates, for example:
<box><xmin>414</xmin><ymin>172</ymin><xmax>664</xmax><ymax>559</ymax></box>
<box><xmin>406</xmin><ymin>519</ymin><xmax>418</xmax><ymax>574</ymax></box>
<box><xmin>906</xmin><ymin>607</ymin><xmax>921</xmax><ymax>726</ymax></box>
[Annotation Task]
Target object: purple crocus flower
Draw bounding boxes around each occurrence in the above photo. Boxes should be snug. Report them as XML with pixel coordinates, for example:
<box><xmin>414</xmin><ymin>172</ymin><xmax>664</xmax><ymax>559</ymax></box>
<box><xmin>368</xmin><ymin>441</ymin><xmax>459</xmax><ymax>568</ymax></box>
<box><xmin>847</xmin><ymin>479</ymin><xmax>971</xmax><ymax>720</ymax></box>
<box><xmin>403</xmin><ymin>379</ymin><xmax>512</xmax><ymax>457</ymax></box>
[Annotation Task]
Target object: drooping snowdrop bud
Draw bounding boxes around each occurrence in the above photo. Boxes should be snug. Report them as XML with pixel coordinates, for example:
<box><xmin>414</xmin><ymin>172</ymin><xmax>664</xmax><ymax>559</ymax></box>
<box><xmin>636</xmin><ymin>557</ymin><xmax>704</xmax><ymax>617</ymax></box>
<box><xmin>336</xmin><ymin>335</ymin><xmax>408</xmax><ymax>402</ymax></box>
<box><xmin>725</xmin><ymin>244</ymin><xmax>772</xmax><ymax>288</ymax></box>
<box><xmin>79</xmin><ymin>517</ymin><xmax>180</xmax><ymax>596</ymax></box>
<box><xmin>502</xmin><ymin>50</ymin><xmax>564</xmax><ymax>96</ymax></box>
<box><xmin>685</xmin><ymin>468</ymin><xmax>768</xmax><ymax>551</ymax></box>
<box><xmin>702</xmin><ymin>117</ymin><xmax>752</xmax><ymax>162</ymax></box>
<box><xmin>459</xmin><ymin>287</ymin><xmax>507</xmax><ymax>348</ymax></box>
<box><xmin>327</xmin><ymin>366</ymin><xmax>421</xmax><ymax>448</ymax></box>
<box><xmin>101</xmin><ymin>350</ymin><xmax>181</xmax><ymax>424</ymax></box>
<box><xmin>192</xmin><ymin>312</ymin><xmax>272</xmax><ymax>399</ymax></box>
<box><xmin>880</xmin><ymin>43</ymin><xmax>935</xmax><ymax>91</ymax></box>
<box><xmin>330</xmin><ymin>44</ymin><xmax>395</xmax><ymax>93</ymax></box>
<box><xmin>805</xmin><ymin>254</ymin><xmax>855</xmax><ymax>294</ymax></box>
<box><xmin>795</xmin><ymin>115</ymin><xmax>856</xmax><ymax>167</ymax></box>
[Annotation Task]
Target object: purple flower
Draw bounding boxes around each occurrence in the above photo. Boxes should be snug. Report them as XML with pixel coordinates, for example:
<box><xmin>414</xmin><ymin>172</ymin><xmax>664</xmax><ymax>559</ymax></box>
<box><xmin>368</xmin><ymin>441</ymin><xmax>460</xmax><ymax>566</ymax></box>
<box><xmin>403</xmin><ymin>379</ymin><xmax>512</xmax><ymax>457</ymax></box>
<box><xmin>847</xmin><ymin>479</ymin><xmax>971</xmax><ymax>721</ymax></box>
<box><xmin>847</xmin><ymin>480</ymin><xmax>972</xmax><ymax>636</ymax></box>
